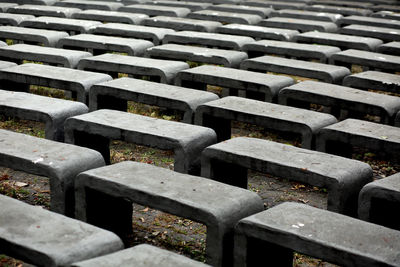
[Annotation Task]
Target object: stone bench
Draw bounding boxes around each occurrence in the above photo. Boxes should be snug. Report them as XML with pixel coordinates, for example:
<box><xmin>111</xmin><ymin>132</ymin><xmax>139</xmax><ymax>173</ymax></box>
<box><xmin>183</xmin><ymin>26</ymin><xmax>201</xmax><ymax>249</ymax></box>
<box><xmin>0</xmin><ymin>13</ymin><xmax>34</xmax><ymax>26</ymax></box>
<box><xmin>142</xmin><ymin>16</ymin><xmax>222</xmax><ymax>32</ymax></box>
<box><xmin>343</xmin><ymin>71</ymin><xmax>400</xmax><ymax>94</ymax></box>
<box><xmin>163</xmin><ymin>31</ymin><xmax>255</xmax><ymax>50</ymax></box>
<box><xmin>175</xmin><ymin>65</ymin><xmax>294</xmax><ymax>102</ymax></box>
<box><xmin>72</xmin><ymin>10</ymin><xmax>149</xmax><ymax>24</ymax></box>
<box><xmin>206</xmin><ymin>4</ymin><xmax>272</xmax><ymax>18</ymax></box>
<box><xmin>338</xmin><ymin>15</ymin><xmax>400</xmax><ymax>29</ymax></box>
<box><xmin>259</xmin><ymin>17</ymin><xmax>338</xmax><ymax>33</ymax></box>
<box><xmin>57</xmin><ymin>34</ymin><xmax>154</xmax><ymax>56</ymax></box>
<box><xmin>147</xmin><ymin>44</ymin><xmax>248</xmax><ymax>68</ymax></box>
<box><xmin>64</xmin><ymin>109</ymin><xmax>217</xmax><ymax>174</ymax></box>
<box><xmin>245</xmin><ymin>0</ymin><xmax>306</xmax><ymax>10</ymax></box>
<box><xmin>330</xmin><ymin>49</ymin><xmax>400</xmax><ymax>73</ymax></box>
<box><xmin>270</xmin><ymin>9</ymin><xmax>343</xmax><ymax>23</ymax></box>
<box><xmin>241</xmin><ymin>55</ymin><xmax>350</xmax><ymax>84</ymax></box>
<box><xmin>372</xmin><ymin>10</ymin><xmax>400</xmax><ymax>21</ymax></box>
<box><xmin>278</xmin><ymin>81</ymin><xmax>400</xmax><ymax>124</ymax></box>
<box><xmin>0</xmin><ymin>194</ymin><xmax>123</xmax><ymax>266</ymax></box>
<box><xmin>201</xmin><ymin>137</ymin><xmax>372</xmax><ymax>215</ymax></box>
<box><xmin>78</xmin><ymin>53</ymin><xmax>188</xmax><ymax>84</ymax></box>
<box><xmin>234</xmin><ymin>202</ymin><xmax>400</xmax><ymax>267</ymax></box>
<box><xmin>216</xmin><ymin>24</ymin><xmax>299</xmax><ymax>41</ymax></box>
<box><xmin>295</xmin><ymin>31</ymin><xmax>383</xmax><ymax>51</ymax></box>
<box><xmin>316</xmin><ymin>119</ymin><xmax>400</xmax><ymax>161</ymax></box>
<box><xmin>20</xmin><ymin>16</ymin><xmax>102</xmax><ymax>35</ymax></box>
<box><xmin>371</xmin><ymin>4</ymin><xmax>400</xmax><ymax>12</ymax></box>
<box><xmin>378</xmin><ymin>41</ymin><xmax>400</xmax><ymax>56</ymax></box>
<box><xmin>0</xmin><ymin>44</ymin><xmax>92</xmax><ymax>68</ymax></box>
<box><xmin>304</xmin><ymin>4</ymin><xmax>373</xmax><ymax>16</ymax></box>
<box><xmin>310</xmin><ymin>0</ymin><xmax>373</xmax><ymax>9</ymax></box>
<box><xmin>0</xmin><ymin>89</ymin><xmax>88</xmax><ymax>141</ymax></box>
<box><xmin>146</xmin><ymin>0</ymin><xmax>211</xmax><ymax>12</ymax></box>
<box><xmin>0</xmin><ymin>60</ymin><xmax>16</xmax><ymax>69</ymax></box>
<box><xmin>119</xmin><ymin>4</ymin><xmax>190</xmax><ymax>17</ymax></box>
<box><xmin>74</xmin><ymin>161</ymin><xmax>264</xmax><ymax>266</ymax></box>
<box><xmin>7</xmin><ymin>4</ymin><xmax>81</xmax><ymax>18</ymax></box>
<box><xmin>0</xmin><ymin>3</ymin><xmax>17</xmax><ymax>12</ymax></box>
<box><xmin>72</xmin><ymin>244</ymin><xmax>210</xmax><ymax>267</ymax></box>
<box><xmin>0</xmin><ymin>63</ymin><xmax>111</xmax><ymax>103</ymax></box>
<box><xmin>187</xmin><ymin>10</ymin><xmax>262</xmax><ymax>25</ymax></box>
<box><xmin>92</xmin><ymin>23</ymin><xmax>175</xmax><ymax>45</ymax></box>
<box><xmin>0</xmin><ymin>26</ymin><xmax>69</xmax><ymax>47</ymax></box>
<box><xmin>242</xmin><ymin>40</ymin><xmax>340</xmax><ymax>63</ymax></box>
<box><xmin>0</xmin><ymin>129</ymin><xmax>105</xmax><ymax>215</ymax></box>
<box><xmin>359</xmin><ymin>173</ymin><xmax>400</xmax><ymax>230</ymax></box>
<box><xmin>54</xmin><ymin>0</ymin><xmax>123</xmax><ymax>11</ymax></box>
<box><xmin>89</xmin><ymin>77</ymin><xmax>219</xmax><ymax>123</ymax></box>
<box><xmin>340</xmin><ymin>24</ymin><xmax>400</xmax><ymax>42</ymax></box>
<box><xmin>194</xmin><ymin>96</ymin><xmax>337</xmax><ymax>148</ymax></box>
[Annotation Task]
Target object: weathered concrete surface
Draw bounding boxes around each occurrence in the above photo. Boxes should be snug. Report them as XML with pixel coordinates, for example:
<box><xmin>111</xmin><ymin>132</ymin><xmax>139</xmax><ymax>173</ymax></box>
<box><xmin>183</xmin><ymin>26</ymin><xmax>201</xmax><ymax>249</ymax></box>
<box><xmin>201</xmin><ymin>137</ymin><xmax>372</xmax><ymax>215</ymax></box>
<box><xmin>0</xmin><ymin>13</ymin><xmax>34</xmax><ymax>26</ymax></box>
<box><xmin>245</xmin><ymin>0</ymin><xmax>306</xmax><ymax>10</ymax></box>
<box><xmin>0</xmin><ymin>194</ymin><xmax>123</xmax><ymax>266</ymax></box>
<box><xmin>206</xmin><ymin>4</ymin><xmax>272</xmax><ymax>18</ymax></box>
<box><xmin>188</xmin><ymin>10</ymin><xmax>262</xmax><ymax>25</ymax></box>
<box><xmin>216</xmin><ymin>24</ymin><xmax>299</xmax><ymax>41</ymax></box>
<box><xmin>339</xmin><ymin>15</ymin><xmax>400</xmax><ymax>29</ymax></box>
<box><xmin>260</xmin><ymin>17</ymin><xmax>338</xmax><ymax>33</ymax></box>
<box><xmin>340</xmin><ymin>24</ymin><xmax>400</xmax><ymax>42</ymax></box>
<box><xmin>0</xmin><ymin>60</ymin><xmax>17</xmax><ymax>69</ymax></box>
<box><xmin>372</xmin><ymin>11</ymin><xmax>400</xmax><ymax>21</ymax></box>
<box><xmin>72</xmin><ymin>10</ymin><xmax>149</xmax><ymax>24</ymax></box>
<box><xmin>0</xmin><ymin>26</ymin><xmax>69</xmax><ymax>47</ymax></box>
<box><xmin>142</xmin><ymin>16</ymin><xmax>222</xmax><ymax>32</ymax></box>
<box><xmin>304</xmin><ymin>4</ymin><xmax>373</xmax><ymax>16</ymax></box>
<box><xmin>54</xmin><ymin>0</ymin><xmax>123</xmax><ymax>11</ymax></box>
<box><xmin>0</xmin><ymin>129</ymin><xmax>105</xmax><ymax>215</ymax></box>
<box><xmin>235</xmin><ymin>202</ymin><xmax>400</xmax><ymax>267</ymax></box>
<box><xmin>0</xmin><ymin>3</ymin><xmax>18</xmax><ymax>12</ymax></box>
<box><xmin>343</xmin><ymin>70</ymin><xmax>400</xmax><ymax>94</ymax></box>
<box><xmin>372</xmin><ymin>4</ymin><xmax>400</xmax><ymax>12</ymax></box>
<box><xmin>270</xmin><ymin>9</ymin><xmax>342</xmax><ymax>23</ymax></box>
<box><xmin>75</xmin><ymin>161</ymin><xmax>264</xmax><ymax>266</ymax></box>
<box><xmin>8</xmin><ymin>4</ymin><xmax>81</xmax><ymax>18</ymax></box>
<box><xmin>378</xmin><ymin>41</ymin><xmax>400</xmax><ymax>56</ymax></box>
<box><xmin>119</xmin><ymin>4</ymin><xmax>191</xmax><ymax>17</ymax></box>
<box><xmin>145</xmin><ymin>0</ymin><xmax>211</xmax><ymax>12</ymax></box>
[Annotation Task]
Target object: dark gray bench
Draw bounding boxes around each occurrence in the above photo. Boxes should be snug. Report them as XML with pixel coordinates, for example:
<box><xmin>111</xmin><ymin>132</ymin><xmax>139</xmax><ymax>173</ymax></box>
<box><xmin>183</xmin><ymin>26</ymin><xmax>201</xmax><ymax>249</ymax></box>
<box><xmin>89</xmin><ymin>77</ymin><xmax>219</xmax><ymax>123</ymax></box>
<box><xmin>119</xmin><ymin>4</ymin><xmax>191</xmax><ymax>17</ymax></box>
<box><xmin>194</xmin><ymin>96</ymin><xmax>337</xmax><ymax>148</ymax></box>
<box><xmin>259</xmin><ymin>17</ymin><xmax>338</xmax><ymax>33</ymax></box>
<box><xmin>234</xmin><ymin>202</ymin><xmax>400</xmax><ymax>267</ymax></box>
<box><xmin>372</xmin><ymin>4</ymin><xmax>400</xmax><ymax>12</ymax></box>
<box><xmin>340</xmin><ymin>24</ymin><xmax>400</xmax><ymax>42</ymax></box>
<box><xmin>343</xmin><ymin>71</ymin><xmax>400</xmax><ymax>94</ymax></box>
<box><xmin>64</xmin><ymin>109</ymin><xmax>217</xmax><ymax>174</ymax></box>
<box><xmin>142</xmin><ymin>16</ymin><xmax>222</xmax><ymax>32</ymax></box>
<box><xmin>7</xmin><ymin>4</ymin><xmax>81</xmax><ymax>18</ymax></box>
<box><xmin>279</xmin><ymin>81</ymin><xmax>400</xmax><ymax>124</ymax></box>
<box><xmin>74</xmin><ymin>161</ymin><xmax>264</xmax><ymax>266</ymax></box>
<box><xmin>0</xmin><ymin>194</ymin><xmax>123</xmax><ymax>266</ymax></box>
<box><xmin>378</xmin><ymin>41</ymin><xmax>400</xmax><ymax>56</ymax></box>
<box><xmin>304</xmin><ymin>4</ymin><xmax>373</xmax><ymax>16</ymax></box>
<box><xmin>270</xmin><ymin>9</ymin><xmax>343</xmax><ymax>23</ymax></box>
<box><xmin>201</xmin><ymin>137</ymin><xmax>372</xmax><ymax>215</ymax></box>
<box><xmin>241</xmin><ymin>55</ymin><xmax>350</xmax><ymax>84</ymax></box>
<box><xmin>0</xmin><ymin>129</ymin><xmax>105</xmax><ymax>215</ymax></box>
<box><xmin>72</xmin><ymin>10</ymin><xmax>149</xmax><ymax>24</ymax></box>
<box><xmin>216</xmin><ymin>24</ymin><xmax>299</xmax><ymax>41</ymax></box>
<box><xmin>54</xmin><ymin>0</ymin><xmax>124</xmax><ymax>11</ymax></box>
<box><xmin>339</xmin><ymin>15</ymin><xmax>400</xmax><ymax>29</ymax></box>
<box><xmin>187</xmin><ymin>10</ymin><xmax>263</xmax><ymax>25</ymax></box>
<box><xmin>0</xmin><ymin>63</ymin><xmax>112</xmax><ymax>103</ymax></box>
<box><xmin>78</xmin><ymin>53</ymin><xmax>188</xmax><ymax>84</ymax></box>
<box><xmin>175</xmin><ymin>65</ymin><xmax>294</xmax><ymax>102</ymax></box>
<box><xmin>0</xmin><ymin>13</ymin><xmax>34</xmax><ymax>26</ymax></box>
<box><xmin>359</xmin><ymin>173</ymin><xmax>400</xmax><ymax>230</ymax></box>
<box><xmin>0</xmin><ymin>26</ymin><xmax>69</xmax><ymax>47</ymax></box>
<box><xmin>146</xmin><ymin>0</ymin><xmax>211</xmax><ymax>12</ymax></box>
<box><xmin>206</xmin><ymin>4</ymin><xmax>272</xmax><ymax>18</ymax></box>
<box><xmin>372</xmin><ymin>10</ymin><xmax>400</xmax><ymax>21</ymax></box>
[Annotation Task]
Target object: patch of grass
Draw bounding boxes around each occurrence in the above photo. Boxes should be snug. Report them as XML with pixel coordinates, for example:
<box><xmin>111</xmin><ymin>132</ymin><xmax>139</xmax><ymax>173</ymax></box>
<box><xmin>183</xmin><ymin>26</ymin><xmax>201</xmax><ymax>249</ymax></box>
<box><xmin>0</xmin><ymin>116</ymin><xmax>45</xmax><ymax>138</ymax></box>
<box><xmin>29</xmin><ymin>85</ymin><xmax>71</xmax><ymax>100</ymax></box>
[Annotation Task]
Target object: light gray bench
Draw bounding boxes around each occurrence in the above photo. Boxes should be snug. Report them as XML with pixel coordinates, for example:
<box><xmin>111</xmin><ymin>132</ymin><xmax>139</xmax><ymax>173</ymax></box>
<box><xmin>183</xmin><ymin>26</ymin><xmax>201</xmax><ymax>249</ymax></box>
<box><xmin>64</xmin><ymin>109</ymin><xmax>217</xmax><ymax>174</ymax></box>
<box><xmin>341</xmin><ymin>24</ymin><xmax>400</xmax><ymax>42</ymax></box>
<box><xmin>206</xmin><ymin>4</ymin><xmax>272</xmax><ymax>18</ymax></box>
<box><xmin>216</xmin><ymin>24</ymin><xmax>299</xmax><ymax>41</ymax></box>
<box><xmin>0</xmin><ymin>13</ymin><xmax>34</xmax><ymax>26</ymax></box>
<box><xmin>78</xmin><ymin>53</ymin><xmax>188</xmax><ymax>83</ymax></box>
<box><xmin>119</xmin><ymin>4</ymin><xmax>191</xmax><ymax>17</ymax></box>
<box><xmin>0</xmin><ymin>194</ymin><xmax>123</xmax><ymax>266</ymax></box>
<box><xmin>74</xmin><ymin>161</ymin><xmax>264</xmax><ymax>266</ymax></box>
<box><xmin>259</xmin><ymin>17</ymin><xmax>338</xmax><ymax>33</ymax></box>
<box><xmin>372</xmin><ymin>10</ymin><xmax>400</xmax><ymax>21</ymax></box>
<box><xmin>234</xmin><ymin>202</ymin><xmax>400</xmax><ymax>267</ymax></box>
<box><xmin>0</xmin><ymin>63</ymin><xmax>112</xmax><ymax>103</ymax></box>
<box><xmin>145</xmin><ymin>0</ymin><xmax>211</xmax><ymax>12</ymax></box>
<box><xmin>0</xmin><ymin>26</ymin><xmax>69</xmax><ymax>47</ymax></box>
<box><xmin>195</xmin><ymin>96</ymin><xmax>337</xmax><ymax>148</ymax></box>
<box><xmin>270</xmin><ymin>9</ymin><xmax>343</xmax><ymax>23</ymax></box>
<box><xmin>0</xmin><ymin>3</ymin><xmax>18</xmax><ymax>12</ymax></box>
<box><xmin>175</xmin><ymin>65</ymin><xmax>294</xmax><ymax>102</ymax></box>
<box><xmin>54</xmin><ymin>0</ymin><xmax>123</xmax><ymax>11</ymax></box>
<box><xmin>7</xmin><ymin>4</ymin><xmax>81</xmax><ymax>18</ymax></box>
<box><xmin>0</xmin><ymin>60</ymin><xmax>17</xmax><ymax>69</ymax></box>
<box><xmin>0</xmin><ymin>129</ymin><xmax>105</xmax><ymax>215</ymax></box>
<box><xmin>343</xmin><ymin>71</ymin><xmax>400</xmax><ymax>94</ymax></box>
<box><xmin>72</xmin><ymin>10</ymin><xmax>149</xmax><ymax>24</ymax></box>
<box><xmin>304</xmin><ymin>4</ymin><xmax>373</xmax><ymax>16</ymax></box>
<box><xmin>378</xmin><ymin>41</ymin><xmax>400</xmax><ymax>56</ymax></box>
<box><xmin>201</xmin><ymin>137</ymin><xmax>372</xmax><ymax>215</ymax></box>
<box><xmin>89</xmin><ymin>77</ymin><xmax>219</xmax><ymax>123</ymax></box>
<box><xmin>142</xmin><ymin>16</ymin><xmax>222</xmax><ymax>32</ymax></box>
<box><xmin>187</xmin><ymin>10</ymin><xmax>263</xmax><ymax>25</ymax></box>
<box><xmin>245</xmin><ymin>0</ymin><xmax>306</xmax><ymax>10</ymax></box>
<box><xmin>339</xmin><ymin>15</ymin><xmax>400</xmax><ymax>29</ymax></box>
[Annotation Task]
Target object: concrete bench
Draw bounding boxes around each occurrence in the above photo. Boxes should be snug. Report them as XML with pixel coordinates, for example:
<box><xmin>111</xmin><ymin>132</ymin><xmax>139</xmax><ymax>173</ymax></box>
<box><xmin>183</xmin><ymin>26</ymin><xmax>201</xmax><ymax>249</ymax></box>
<box><xmin>78</xmin><ymin>53</ymin><xmax>188</xmax><ymax>83</ymax></box>
<box><xmin>242</xmin><ymin>40</ymin><xmax>340</xmax><ymax>63</ymax></box>
<box><xmin>89</xmin><ymin>77</ymin><xmax>219</xmax><ymax>123</ymax></box>
<box><xmin>92</xmin><ymin>23</ymin><xmax>175</xmax><ymax>45</ymax></box>
<box><xmin>234</xmin><ymin>202</ymin><xmax>400</xmax><ymax>267</ymax></box>
<box><xmin>146</xmin><ymin>0</ymin><xmax>211</xmax><ymax>12</ymax></box>
<box><xmin>259</xmin><ymin>17</ymin><xmax>338</xmax><ymax>33</ymax></box>
<box><xmin>163</xmin><ymin>31</ymin><xmax>255</xmax><ymax>50</ymax></box>
<box><xmin>245</xmin><ymin>0</ymin><xmax>306</xmax><ymax>10</ymax></box>
<box><xmin>206</xmin><ymin>4</ymin><xmax>272</xmax><ymax>18</ymax></box>
<box><xmin>202</xmin><ymin>137</ymin><xmax>372</xmax><ymax>215</ymax></box>
<box><xmin>0</xmin><ymin>194</ymin><xmax>123</xmax><ymax>266</ymax></box>
<box><xmin>12</xmin><ymin>0</ymin><xmax>57</xmax><ymax>5</ymax></box>
<box><xmin>279</xmin><ymin>81</ymin><xmax>400</xmax><ymax>124</ymax></box>
<box><xmin>57</xmin><ymin>34</ymin><xmax>153</xmax><ymax>56</ymax></box>
<box><xmin>310</xmin><ymin>0</ymin><xmax>373</xmax><ymax>8</ymax></box>
<box><xmin>241</xmin><ymin>55</ymin><xmax>350</xmax><ymax>84</ymax></box>
<box><xmin>147</xmin><ymin>44</ymin><xmax>248</xmax><ymax>68</ymax></box>
<box><xmin>341</xmin><ymin>24</ymin><xmax>400</xmax><ymax>42</ymax></box>
<box><xmin>304</xmin><ymin>4</ymin><xmax>373</xmax><ymax>16</ymax></box>
<box><xmin>54</xmin><ymin>0</ymin><xmax>123</xmax><ymax>11</ymax></box>
<box><xmin>175</xmin><ymin>65</ymin><xmax>294</xmax><ymax>102</ymax></box>
<box><xmin>64</xmin><ymin>109</ymin><xmax>217</xmax><ymax>173</ymax></box>
<box><xmin>142</xmin><ymin>16</ymin><xmax>222</xmax><ymax>32</ymax></box>
<box><xmin>0</xmin><ymin>13</ymin><xmax>34</xmax><ymax>26</ymax></box>
<box><xmin>0</xmin><ymin>60</ymin><xmax>16</xmax><ymax>69</ymax></box>
<box><xmin>0</xmin><ymin>44</ymin><xmax>92</xmax><ymax>68</ymax></box>
<box><xmin>74</xmin><ymin>161</ymin><xmax>264</xmax><ymax>266</ymax></box>
<box><xmin>0</xmin><ymin>89</ymin><xmax>88</xmax><ymax>141</ymax></box>
<box><xmin>72</xmin><ymin>10</ymin><xmax>149</xmax><ymax>24</ymax></box>
<box><xmin>372</xmin><ymin>4</ymin><xmax>400</xmax><ymax>12</ymax></box>
<box><xmin>372</xmin><ymin>10</ymin><xmax>400</xmax><ymax>21</ymax></box>
<box><xmin>343</xmin><ymin>71</ymin><xmax>400</xmax><ymax>94</ymax></box>
<box><xmin>359</xmin><ymin>173</ymin><xmax>400</xmax><ymax>230</ymax></box>
<box><xmin>195</xmin><ymin>96</ymin><xmax>337</xmax><ymax>148</ymax></box>
<box><xmin>72</xmin><ymin>244</ymin><xmax>210</xmax><ymax>267</ymax></box>
<box><xmin>378</xmin><ymin>41</ymin><xmax>400</xmax><ymax>56</ymax></box>
<box><xmin>187</xmin><ymin>10</ymin><xmax>262</xmax><ymax>25</ymax></box>
<box><xmin>0</xmin><ymin>129</ymin><xmax>105</xmax><ymax>215</ymax></box>
<box><xmin>270</xmin><ymin>9</ymin><xmax>343</xmax><ymax>23</ymax></box>
<box><xmin>0</xmin><ymin>63</ymin><xmax>112</xmax><ymax>103</ymax></box>
<box><xmin>0</xmin><ymin>3</ymin><xmax>18</xmax><ymax>12</ymax></box>
<box><xmin>0</xmin><ymin>26</ymin><xmax>69</xmax><ymax>47</ymax></box>
<box><xmin>295</xmin><ymin>31</ymin><xmax>383</xmax><ymax>51</ymax></box>
<box><xmin>119</xmin><ymin>4</ymin><xmax>190</xmax><ymax>17</ymax></box>
<box><xmin>330</xmin><ymin>49</ymin><xmax>400</xmax><ymax>73</ymax></box>
<box><xmin>20</xmin><ymin>16</ymin><xmax>102</xmax><ymax>35</ymax></box>
<box><xmin>7</xmin><ymin>4</ymin><xmax>81</xmax><ymax>18</ymax></box>
<box><xmin>339</xmin><ymin>15</ymin><xmax>400</xmax><ymax>29</ymax></box>
<box><xmin>216</xmin><ymin>24</ymin><xmax>299</xmax><ymax>41</ymax></box>
<box><xmin>316</xmin><ymin>119</ymin><xmax>400</xmax><ymax>161</ymax></box>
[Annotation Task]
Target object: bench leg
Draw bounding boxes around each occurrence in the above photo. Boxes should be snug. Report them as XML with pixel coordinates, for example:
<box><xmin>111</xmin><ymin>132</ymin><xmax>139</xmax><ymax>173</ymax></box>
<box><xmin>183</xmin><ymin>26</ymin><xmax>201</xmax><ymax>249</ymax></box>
<box><xmin>96</xmin><ymin>94</ymin><xmax>128</xmax><ymax>112</ymax></box>
<box><xmin>71</xmin><ymin>130</ymin><xmax>111</xmax><ymax>164</ymax></box>
<box><xmin>0</xmin><ymin>80</ymin><xmax>30</xmax><ymax>92</ymax></box>
<box><xmin>201</xmin><ymin>114</ymin><xmax>231</xmax><ymax>142</ymax></box>
<box><xmin>202</xmin><ymin>158</ymin><xmax>248</xmax><ymax>189</ymax></box>
<box><xmin>206</xmin><ymin>225</ymin><xmax>234</xmax><ymax>267</ymax></box>
<box><xmin>180</xmin><ymin>80</ymin><xmax>207</xmax><ymax>91</ymax></box>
